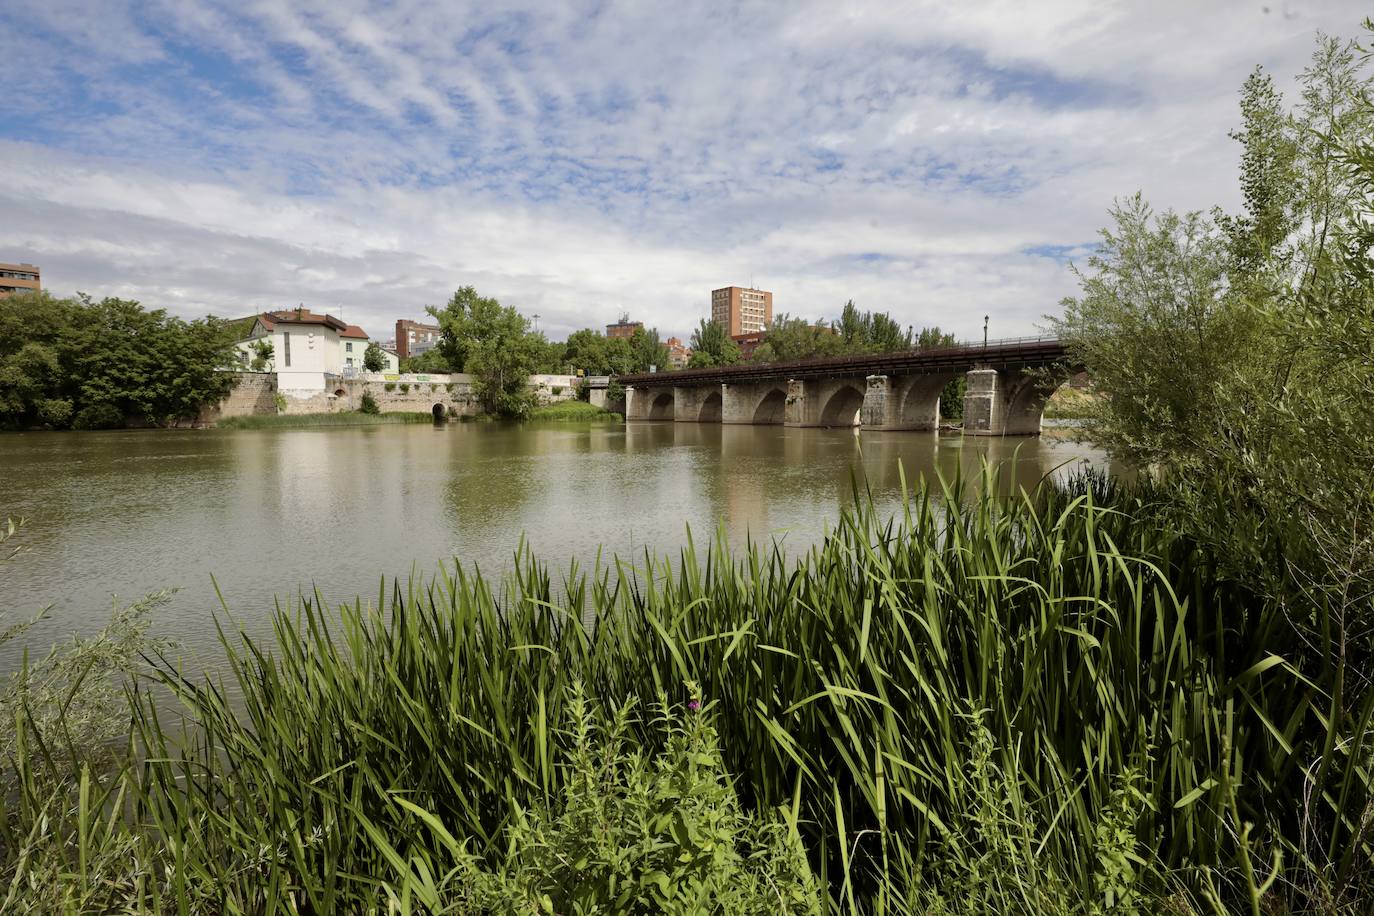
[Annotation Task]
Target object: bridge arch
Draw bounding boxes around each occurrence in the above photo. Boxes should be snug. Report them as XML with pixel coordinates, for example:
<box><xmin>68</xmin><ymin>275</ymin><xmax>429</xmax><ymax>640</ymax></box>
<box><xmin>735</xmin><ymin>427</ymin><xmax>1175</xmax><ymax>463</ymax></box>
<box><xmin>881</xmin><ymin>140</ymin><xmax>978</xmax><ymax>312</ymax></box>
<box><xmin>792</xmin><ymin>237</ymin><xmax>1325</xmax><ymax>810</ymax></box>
<box><xmin>648</xmin><ymin>391</ymin><xmax>674</xmax><ymax>420</ymax></box>
<box><xmin>1002</xmin><ymin>370</ymin><xmax>1068</xmax><ymax>436</ymax></box>
<box><xmin>896</xmin><ymin>372</ymin><xmax>960</xmax><ymax>429</ymax></box>
<box><xmin>699</xmin><ymin>390</ymin><xmax>723</xmax><ymax>422</ymax></box>
<box><xmin>752</xmin><ymin>388</ymin><xmax>787</xmax><ymax>425</ymax></box>
<box><xmin>431</xmin><ymin>403</ymin><xmax>446</xmax><ymax>422</ymax></box>
<box><xmin>819</xmin><ymin>383</ymin><xmax>865</xmax><ymax>427</ymax></box>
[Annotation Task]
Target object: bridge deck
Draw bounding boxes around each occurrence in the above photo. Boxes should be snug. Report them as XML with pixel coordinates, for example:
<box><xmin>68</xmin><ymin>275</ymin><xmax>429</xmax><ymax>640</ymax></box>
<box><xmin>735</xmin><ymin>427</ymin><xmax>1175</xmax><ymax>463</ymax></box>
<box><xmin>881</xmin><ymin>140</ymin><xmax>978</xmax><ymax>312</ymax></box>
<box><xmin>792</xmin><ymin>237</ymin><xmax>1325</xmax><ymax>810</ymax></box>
<box><xmin>617</xmin><ymin>337</ymin><xmax>1070</xmax><ymax>387</ymax></box>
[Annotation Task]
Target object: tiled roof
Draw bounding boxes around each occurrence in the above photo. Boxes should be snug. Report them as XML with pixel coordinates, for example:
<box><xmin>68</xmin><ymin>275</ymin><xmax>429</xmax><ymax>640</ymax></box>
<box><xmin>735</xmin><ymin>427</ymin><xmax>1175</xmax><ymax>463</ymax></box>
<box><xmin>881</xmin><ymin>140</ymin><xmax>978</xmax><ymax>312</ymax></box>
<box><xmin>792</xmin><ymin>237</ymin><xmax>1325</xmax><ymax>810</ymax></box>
<box><xmin>341</xmin><ymin>324</ymin><xmax>369</xmax><ymax>339</ymax></box>
<box><xmin>259</xmin><ymin>309</ymin><xmax>347</xmax><ymax>332</ymax></box>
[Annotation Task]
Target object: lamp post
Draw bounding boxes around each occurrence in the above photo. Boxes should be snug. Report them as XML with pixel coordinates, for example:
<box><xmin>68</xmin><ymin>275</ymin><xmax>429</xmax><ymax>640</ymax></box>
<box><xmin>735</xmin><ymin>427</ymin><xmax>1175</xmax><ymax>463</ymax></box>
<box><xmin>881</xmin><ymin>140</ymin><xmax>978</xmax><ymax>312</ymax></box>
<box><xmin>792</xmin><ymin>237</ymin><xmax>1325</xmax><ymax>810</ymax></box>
<box><xmin>983</xmin><ymin>315</ymin><xmax>989</xmax><ymax>348</ymax></box>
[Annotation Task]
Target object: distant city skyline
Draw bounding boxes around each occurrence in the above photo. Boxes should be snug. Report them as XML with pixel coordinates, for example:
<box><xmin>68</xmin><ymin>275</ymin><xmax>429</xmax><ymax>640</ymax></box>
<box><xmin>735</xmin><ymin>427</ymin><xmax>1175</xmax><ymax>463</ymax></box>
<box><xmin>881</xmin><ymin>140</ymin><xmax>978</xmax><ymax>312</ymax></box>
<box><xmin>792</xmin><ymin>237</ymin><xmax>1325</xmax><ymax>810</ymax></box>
<box><xmin>2</xmin><ymin>2</ymin><xmax>1368</xmax><ymax>341</ymax></box>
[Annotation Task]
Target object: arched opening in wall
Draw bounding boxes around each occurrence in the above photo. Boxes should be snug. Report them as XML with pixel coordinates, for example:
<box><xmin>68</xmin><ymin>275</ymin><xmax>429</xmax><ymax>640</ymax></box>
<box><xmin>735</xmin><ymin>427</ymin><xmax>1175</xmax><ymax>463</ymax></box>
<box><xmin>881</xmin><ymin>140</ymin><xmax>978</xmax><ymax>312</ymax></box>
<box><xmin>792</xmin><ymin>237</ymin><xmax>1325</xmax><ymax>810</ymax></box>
<box><xmin>897</xmin><ymin>373</ymin><xmax>959</xmax><ymax>429</ymax></box>
<box><xmin>1002</xmin><ymin>369</ymin><xmax>1070</xmax><ymax>436</ymax></box>
<box><xmin>333</xmin><ymin>388</ymin><xmax>346</xmax><ymax>398</ymax></box>
<box><xmin>431</xmin><ymin>403</ymin><xmax>446</xmax><ymax>422</ymax></box>
<box><xmin>699</xmin><ymin>391</ymin><xmax>722</xmax><ymax>422</ymax></box>
<box><xmin>752</xmin><ymin>388</ymin><xmax>786</xmax><ymax>425</ymax></box>
<box><xmin>819</xmin><ymin>384</ymin><xmax>865</xmax><ymax>427</ymax></box>
<box><xmin>648</xmin><ymin>392</ymin><xmax>674</xmax><ymax>420</ymax></box>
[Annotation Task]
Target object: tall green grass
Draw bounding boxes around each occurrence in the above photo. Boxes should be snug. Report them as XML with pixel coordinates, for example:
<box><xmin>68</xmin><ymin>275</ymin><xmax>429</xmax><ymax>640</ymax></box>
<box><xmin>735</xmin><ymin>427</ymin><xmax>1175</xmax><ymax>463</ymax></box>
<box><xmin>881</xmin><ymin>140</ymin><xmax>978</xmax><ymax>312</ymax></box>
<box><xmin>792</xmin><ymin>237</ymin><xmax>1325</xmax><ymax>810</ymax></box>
<box><xmin>524</xmin><ymin>400</ymin><xmax>623</xmax><ymax>422</ymax></box>
<box><xmin>3</xmin><ymin>467</ymin><xmax>1370</xmax><ymax>913</ymax></box>
<box><xmin>214</xmin><ymin>411</ymin><xmax>436</xmax><ymax>429</ymax></box>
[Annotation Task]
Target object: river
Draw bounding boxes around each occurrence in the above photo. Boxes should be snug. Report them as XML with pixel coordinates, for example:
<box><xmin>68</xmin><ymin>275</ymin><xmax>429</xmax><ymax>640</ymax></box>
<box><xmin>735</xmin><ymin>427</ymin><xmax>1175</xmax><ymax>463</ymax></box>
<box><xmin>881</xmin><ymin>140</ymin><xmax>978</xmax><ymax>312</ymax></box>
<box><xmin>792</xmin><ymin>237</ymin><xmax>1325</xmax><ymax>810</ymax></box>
<box><xmin>0</xmin><ymin>421</ymin><xmax>1112</xmax><ymax>675</ymax></box>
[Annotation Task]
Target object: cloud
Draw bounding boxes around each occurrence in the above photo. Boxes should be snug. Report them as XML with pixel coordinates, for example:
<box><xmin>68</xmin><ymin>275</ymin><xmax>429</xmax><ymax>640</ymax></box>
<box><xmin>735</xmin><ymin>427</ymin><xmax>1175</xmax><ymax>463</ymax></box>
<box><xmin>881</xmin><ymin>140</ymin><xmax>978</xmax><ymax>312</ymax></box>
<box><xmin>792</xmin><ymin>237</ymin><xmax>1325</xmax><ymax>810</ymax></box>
<box><xmin>0</xmin><ymin>0</ymin><xmax>1367</xmax><ymax>341</ymax></box>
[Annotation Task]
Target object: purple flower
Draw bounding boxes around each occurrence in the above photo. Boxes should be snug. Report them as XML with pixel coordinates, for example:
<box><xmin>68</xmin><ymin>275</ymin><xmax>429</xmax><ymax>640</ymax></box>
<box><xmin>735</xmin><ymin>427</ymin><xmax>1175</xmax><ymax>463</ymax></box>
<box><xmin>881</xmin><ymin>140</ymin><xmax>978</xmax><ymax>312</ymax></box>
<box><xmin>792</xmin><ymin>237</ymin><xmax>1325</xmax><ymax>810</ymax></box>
<box><xmin>687</xmin><ymin>700</ymin><xmax>701</xmax><ymax>711</ymax></box>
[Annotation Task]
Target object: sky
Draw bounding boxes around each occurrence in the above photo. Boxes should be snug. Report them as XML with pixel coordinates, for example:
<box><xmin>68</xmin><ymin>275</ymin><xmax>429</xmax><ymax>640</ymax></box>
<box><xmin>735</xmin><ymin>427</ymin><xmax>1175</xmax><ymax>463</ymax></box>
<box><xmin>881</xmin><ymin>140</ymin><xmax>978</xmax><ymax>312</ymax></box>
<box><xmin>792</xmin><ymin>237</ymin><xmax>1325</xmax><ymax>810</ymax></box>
<box><xmin>0</xmin><ymin>1</ymin><xmax>1368</xmax><ymax>343</ymax></box>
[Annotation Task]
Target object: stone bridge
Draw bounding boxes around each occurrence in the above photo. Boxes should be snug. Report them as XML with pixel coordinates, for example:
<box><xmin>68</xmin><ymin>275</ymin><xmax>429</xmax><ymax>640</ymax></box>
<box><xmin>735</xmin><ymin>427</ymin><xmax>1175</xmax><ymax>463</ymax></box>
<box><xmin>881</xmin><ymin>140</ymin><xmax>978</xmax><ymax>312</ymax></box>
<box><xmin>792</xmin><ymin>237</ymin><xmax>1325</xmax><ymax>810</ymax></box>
<box><xmin>618</xmin><ymin>338</ymin><xmax>1078</xmax><ymax>436</ymax></box>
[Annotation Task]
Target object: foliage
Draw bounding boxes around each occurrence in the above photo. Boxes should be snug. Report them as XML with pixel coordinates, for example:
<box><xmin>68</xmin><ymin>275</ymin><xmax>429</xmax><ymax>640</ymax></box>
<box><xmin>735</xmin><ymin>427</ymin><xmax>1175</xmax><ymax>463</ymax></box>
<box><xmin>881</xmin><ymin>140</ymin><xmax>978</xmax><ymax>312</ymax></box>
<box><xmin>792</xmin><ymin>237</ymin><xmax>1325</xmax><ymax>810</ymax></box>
<box><xmin>375</xmin><ymin>687</ymin><xmax>820</xmax><ymax>914</ymax></box>
<box><xmin>363</xmin><ymin>342</ymin><xmax>386</xmax><ymax>372</ymax></box>
<box><xmin>562</xmin><ymin>326</ymin><xmax>668</xmax><ymax>376</ymax></box>
<box><xmin>429</xmin><ymin>286</ymin><xmax>542</xmax><ymax>418</ymax></box>
<box><xmin>0</xmin><ymin>292</ymin><xmax>239</xmax><ymax>429</ymax></box>
<box><xmin>399</xmin><ymin>382</ymin><xmax>410</xmax><ymax>394</ymax></box>
<box><xmin>359</xmin><ymin>391</ymin><xmax>380</xmax><ymax>414</ymax></box>
<box><xmin>1</xmin><ymin>519</ymin><xmax>171</xmax><ymax>915</ymax></box>
<box><xmin>213</xmin><ymin>411</ymin><xmax>433</xmax><ymax>429</ymax></box>
<box><xmin>524</xmin><ymin>400</ymin><xmax>622</xmax><ymax>422</ymax></box>
<box><xmin>385</xmin><ymin>382</ymin><xmax>396</xmax><ymax>392</ymax></box>
<box><xmin>400</xmin><ymin>348</ymin><xmax>453</xmax><ymax>374</ymax></box>
<box><xmin>836</xmin><ymin>300</ymin><xmax>911</xmax><ymax>353</ymax></box>
<box><xmin>1052</xmin><ymin>28</ymin><xmax>1374</xmax><ymax>606</ymax></box>
<box><xmin>687</xmin><ymin>319</ymin><xmax>742</xmax><ymax>368</ymax></box>
<box><xmin>749</xmin><ymin>314</ymin><xmax>844</xmax><ymax>363</ymax></box>
<box><xmin>248</xmin><ymin>339</ymin><xmax>274</xmax><ymax>372</ymax></box>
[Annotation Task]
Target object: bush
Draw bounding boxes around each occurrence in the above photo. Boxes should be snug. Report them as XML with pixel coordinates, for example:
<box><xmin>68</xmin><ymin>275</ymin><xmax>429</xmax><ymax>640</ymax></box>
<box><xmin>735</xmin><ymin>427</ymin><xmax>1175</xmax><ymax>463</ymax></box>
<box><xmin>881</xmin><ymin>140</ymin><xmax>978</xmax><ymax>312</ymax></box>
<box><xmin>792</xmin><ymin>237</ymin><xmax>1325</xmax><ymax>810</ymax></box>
<box><xmin>36</xmin><ymin>398</ymin><xmax>73</xmax><ymax>428</ymax></box>
<box><xmin>551</xmin><ymin>385</ymin><xmax>563</xmax><ymax>396</ymax></box>
<box><xmin>359</xmin><ymin>392</ymin><xmax>379</xmax><ymax>415</ymax></box>
<box><xmin>384</xmin><ymin>382</ymin><xmax>396</xmax><ymax>392</ymax></box>
<box><xmin>71</xmin><ymin>403</ymin><xmax>124</xmax><ymax>430</ymax></box>
<box><xmin>399</xmin><ymin>383</ymin><xmax>410</xmax><ymax>394</ymax></box>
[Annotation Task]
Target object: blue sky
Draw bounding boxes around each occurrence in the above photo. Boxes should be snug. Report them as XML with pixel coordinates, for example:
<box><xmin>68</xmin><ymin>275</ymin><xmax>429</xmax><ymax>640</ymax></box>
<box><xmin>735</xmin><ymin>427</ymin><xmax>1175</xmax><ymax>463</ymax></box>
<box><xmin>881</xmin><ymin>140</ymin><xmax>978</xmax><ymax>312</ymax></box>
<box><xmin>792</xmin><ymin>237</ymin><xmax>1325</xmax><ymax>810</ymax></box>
<box><xmin>0</xmin><ymin>0</ymin><xmax>1366</xmax><ymax>341</ymax></box>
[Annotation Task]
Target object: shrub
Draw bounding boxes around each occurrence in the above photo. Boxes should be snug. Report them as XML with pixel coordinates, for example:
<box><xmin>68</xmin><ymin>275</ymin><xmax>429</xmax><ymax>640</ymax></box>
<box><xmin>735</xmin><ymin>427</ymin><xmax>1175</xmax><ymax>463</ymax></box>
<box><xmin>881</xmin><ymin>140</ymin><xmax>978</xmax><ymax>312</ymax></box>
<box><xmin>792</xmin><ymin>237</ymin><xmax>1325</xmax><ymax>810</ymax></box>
<box><xmin>71</xmin><ymin>403</ymin><xmax>124</xmax><ymax>430</ymax></box>
<box><xmin>36</xmin><ymin>398</ymin><xmax>73</xmax><ymax>428</ymax></box>
<box><xmin>399</xmin><ymin>383</ymin><xmax>410</xmax><ymax>394</ymax></box>
<box><xmin>359</xmin><ymin>392</ymin><xmax>380</xmax><ymax>415</ymax></box>
<box><xmin>384</xmin><ymin>382</ymin><xmax>396</xmax><ymax>392</ymax></box>
<box><xmin>272</xmin><ymin>391</ymin><xmax>287</xmax><ymax>412</ymax></box>
<box><xmin>551</xmin><ymin>385</ymin><xmax>563</xmax><ymax>396</ymax></box>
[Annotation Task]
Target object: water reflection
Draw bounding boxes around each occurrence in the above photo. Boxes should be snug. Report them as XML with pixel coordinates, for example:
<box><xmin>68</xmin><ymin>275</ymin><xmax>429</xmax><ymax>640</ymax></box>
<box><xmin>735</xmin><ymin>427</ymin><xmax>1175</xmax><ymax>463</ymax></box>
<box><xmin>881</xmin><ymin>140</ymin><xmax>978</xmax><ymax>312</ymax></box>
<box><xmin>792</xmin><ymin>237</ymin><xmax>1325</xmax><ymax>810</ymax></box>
<box><xmin>0</xmin><ymin>422</ymin><xmax>1114</xmax><ymax>675</ymax></box>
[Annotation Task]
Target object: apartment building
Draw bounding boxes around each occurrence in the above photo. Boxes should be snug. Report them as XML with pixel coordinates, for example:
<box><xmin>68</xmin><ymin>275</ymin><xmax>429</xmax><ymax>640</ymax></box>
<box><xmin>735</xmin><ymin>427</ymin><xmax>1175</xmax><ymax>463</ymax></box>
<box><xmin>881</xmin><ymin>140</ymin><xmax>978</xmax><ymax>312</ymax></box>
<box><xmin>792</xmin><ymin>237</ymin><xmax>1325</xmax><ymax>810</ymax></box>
<box><xmin>710</xmin><ymin>286</ymin><xmax>772</xmax><ymax>336</ymax></box>
<box><xmin>395</xmin><ymin>319</ymin><xmax>442</xmax><ymax>359</ymax></box>
<box><xmin>605</xmin><ymin>316</ymin><xmax>643</xmax><ymax>339</ymax></box>
<box><xmin>0</xmin><ymin>262</ymin><xmax>40</xmax><ymax>297</ymax></box>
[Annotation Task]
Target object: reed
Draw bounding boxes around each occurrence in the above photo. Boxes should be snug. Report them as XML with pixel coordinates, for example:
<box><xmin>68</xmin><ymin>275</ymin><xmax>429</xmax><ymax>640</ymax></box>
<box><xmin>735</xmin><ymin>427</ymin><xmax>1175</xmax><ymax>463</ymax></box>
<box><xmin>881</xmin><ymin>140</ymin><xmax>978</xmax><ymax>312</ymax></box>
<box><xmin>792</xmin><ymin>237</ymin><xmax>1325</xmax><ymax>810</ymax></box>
<box><xmin>213</xmin><ymin>411</ymin><xmax>436</xmax><ymax>430</ymax></box>
<box><xmin>3</xmin><ymin>466</ymin><xmax>1370</xmax><ymax>913</ymax></box>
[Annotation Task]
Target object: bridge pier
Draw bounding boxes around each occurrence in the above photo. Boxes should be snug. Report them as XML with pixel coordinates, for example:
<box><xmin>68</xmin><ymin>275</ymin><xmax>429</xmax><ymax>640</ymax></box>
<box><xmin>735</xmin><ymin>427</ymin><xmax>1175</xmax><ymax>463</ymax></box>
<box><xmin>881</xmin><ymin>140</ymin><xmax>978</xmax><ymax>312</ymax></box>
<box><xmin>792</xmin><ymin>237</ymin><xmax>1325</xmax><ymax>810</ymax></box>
<box><xmin>963</xmin><ymin>368</ymin><xmax>1056</xmax><ymax>436</ymax></box>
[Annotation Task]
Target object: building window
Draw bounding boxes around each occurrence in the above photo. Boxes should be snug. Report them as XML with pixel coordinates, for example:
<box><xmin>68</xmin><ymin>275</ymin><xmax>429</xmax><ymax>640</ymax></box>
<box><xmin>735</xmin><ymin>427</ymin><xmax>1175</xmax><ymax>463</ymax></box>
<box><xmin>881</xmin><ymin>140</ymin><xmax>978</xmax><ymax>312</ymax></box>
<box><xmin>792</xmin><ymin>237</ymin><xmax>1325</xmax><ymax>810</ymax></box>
<box><xmin>346</xmin><ymin>342</ymin><xmax>353</xmax><ymax>352</ymax></box>
<box><xmin>283</xmin><ymin>332</ymin><xmax>291</xmax><ymax>367</ymax></box>
<box><xmin>346</xmin><ymin>357</ymin><xmax>354</xmax><ymax>367</ymax></box>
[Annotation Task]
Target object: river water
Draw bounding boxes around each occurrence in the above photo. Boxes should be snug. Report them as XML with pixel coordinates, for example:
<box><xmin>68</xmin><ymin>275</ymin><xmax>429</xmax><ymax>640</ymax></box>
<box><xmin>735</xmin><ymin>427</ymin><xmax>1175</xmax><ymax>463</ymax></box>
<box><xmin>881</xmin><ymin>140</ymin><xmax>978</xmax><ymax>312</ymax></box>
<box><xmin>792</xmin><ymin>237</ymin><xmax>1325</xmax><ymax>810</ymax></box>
<box><xmin>0</xmin><ymin>421</ymin><xmax>1112</xmax><ymax>675</ymax></box>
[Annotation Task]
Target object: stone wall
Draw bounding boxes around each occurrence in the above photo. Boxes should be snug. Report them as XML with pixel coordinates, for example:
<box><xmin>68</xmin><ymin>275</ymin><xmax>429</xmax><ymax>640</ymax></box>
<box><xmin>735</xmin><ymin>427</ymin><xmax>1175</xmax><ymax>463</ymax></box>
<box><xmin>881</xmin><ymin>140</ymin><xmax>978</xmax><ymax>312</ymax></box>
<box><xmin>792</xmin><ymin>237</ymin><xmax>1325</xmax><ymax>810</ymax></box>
<box><xmin>205</xmin><ymin>370</ymin><xmax>580</xmax><ymax>423</ymax></box>
<box><xmin>198</xmin><ymin>372</ymin><xmax>277</xmax><ymax>424</ymax></box>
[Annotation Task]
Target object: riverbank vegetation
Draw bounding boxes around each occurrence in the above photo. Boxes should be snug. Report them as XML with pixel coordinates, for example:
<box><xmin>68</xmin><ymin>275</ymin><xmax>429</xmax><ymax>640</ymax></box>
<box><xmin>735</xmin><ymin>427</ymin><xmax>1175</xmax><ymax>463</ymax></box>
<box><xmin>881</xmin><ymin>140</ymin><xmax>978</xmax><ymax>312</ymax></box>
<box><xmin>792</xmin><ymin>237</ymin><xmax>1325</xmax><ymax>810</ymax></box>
<box><xmin>3</xmin><ymin>463</ymin><xmax>1371</xmax><ymax>913</ymax></box>
<box><xmin>524</xmin><ymin>400</ymin><xmax>623</xmax><ymax>422</ymax></box>
<box><xmin>213</xmin><ymin>411</ymin><xmax>436</xmax><ymax>430</ymax></box>
<box><xmin>0</xmin><ymin>293</ymin><xmax>238</xmax><ymax>430</ymax></box>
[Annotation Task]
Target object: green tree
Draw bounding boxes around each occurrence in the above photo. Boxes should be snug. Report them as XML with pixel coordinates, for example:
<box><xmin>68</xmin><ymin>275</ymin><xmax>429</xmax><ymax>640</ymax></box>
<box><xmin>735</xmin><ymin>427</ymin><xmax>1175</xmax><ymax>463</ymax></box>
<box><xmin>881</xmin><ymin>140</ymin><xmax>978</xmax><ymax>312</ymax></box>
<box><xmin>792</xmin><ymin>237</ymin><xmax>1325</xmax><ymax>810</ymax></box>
<box><xmin>0</xmin><ymin>291</ymin><xmax>237</xmax><ymax>429</ymax></box>
<box><xmin>362</xmin><ymin>341</ymin><xmax>385</xmax><ymax>372</ymax></box>
<box><xmin>686</xmin><ymin>319</ymin><xmax>741</xmax><ymax>368</ymax></box>
<box><xmin>835</xmin><ymin>301</ymin><xmax>912</xmax><ymax>353</ymax></box>
<box><xmin>749</xmin><ymin>314</ymin><xmax>843</xmax><ymax>363</ymax></box>
<box><xmin>628</xmin><ymin>327</ymin><xmax>670</xmax><ymax>373</ymax></box>
<box><xmin>1052</xmin><ymin>29</ymin><xmax>1374</xmax><ymax>602</ymax></box>
<box><xmin>248</xmin><ymin>339</ymin><xmax>274</xmax><ymax>372</ymax></box>
<box><xmin>399</xmin><ymin>349</ymin><xmax>451</xmax><ymax>374</ymax></box>
<box><xmin>429</xmin><ymin>286</ymin><xmax>541</xmax><ymax>417</ymax></box>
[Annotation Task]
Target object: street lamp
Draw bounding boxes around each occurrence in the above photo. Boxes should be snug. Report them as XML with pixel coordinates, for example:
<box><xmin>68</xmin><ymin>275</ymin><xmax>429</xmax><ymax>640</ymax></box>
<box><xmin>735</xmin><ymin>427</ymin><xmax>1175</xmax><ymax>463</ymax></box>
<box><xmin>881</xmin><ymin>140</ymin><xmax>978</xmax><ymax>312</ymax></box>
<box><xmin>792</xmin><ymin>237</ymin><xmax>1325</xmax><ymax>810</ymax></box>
<box><xmin>983</xmin><ymin>315</ymin><xmax>989</xmax><ymax>348</ymax></box>
<box><xmin>533</xmin><ymin>313</ymin><xmax>541</xmax><ymax>333</ymax></box>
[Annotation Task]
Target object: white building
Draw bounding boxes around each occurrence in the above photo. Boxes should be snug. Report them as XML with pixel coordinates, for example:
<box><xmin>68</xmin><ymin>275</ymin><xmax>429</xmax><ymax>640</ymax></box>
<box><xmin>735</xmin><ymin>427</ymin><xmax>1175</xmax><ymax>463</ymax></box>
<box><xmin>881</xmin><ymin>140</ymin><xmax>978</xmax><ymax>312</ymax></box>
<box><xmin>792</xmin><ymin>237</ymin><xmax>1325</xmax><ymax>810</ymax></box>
<box><xmin>233</xmin><ymin>308</ymin><xmax>392</xmax><ymax>389</ymax></box>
